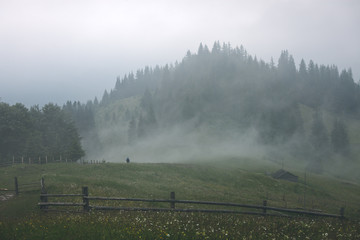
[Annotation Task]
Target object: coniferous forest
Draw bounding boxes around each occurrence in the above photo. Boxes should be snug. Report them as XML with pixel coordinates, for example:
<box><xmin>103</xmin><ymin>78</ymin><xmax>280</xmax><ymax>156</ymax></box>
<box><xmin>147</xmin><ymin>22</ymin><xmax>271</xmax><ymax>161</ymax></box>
<box><xmin>1</xmin><ymin>42</ymin><xmax>360</xmax><ymax>173</ymax></box>
<box><xmin>0</xmin><ymin>103</ymin><xmax>84</xmax><ymax>163</ymax></box>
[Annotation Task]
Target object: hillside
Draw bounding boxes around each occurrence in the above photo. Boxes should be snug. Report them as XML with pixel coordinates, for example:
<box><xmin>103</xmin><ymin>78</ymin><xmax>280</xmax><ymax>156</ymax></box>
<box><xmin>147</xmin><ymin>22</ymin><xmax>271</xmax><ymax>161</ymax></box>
<box><xmin>60</xmin><ymin>42</ymin><xmax>360</xmax><ymax>180</ymax></box>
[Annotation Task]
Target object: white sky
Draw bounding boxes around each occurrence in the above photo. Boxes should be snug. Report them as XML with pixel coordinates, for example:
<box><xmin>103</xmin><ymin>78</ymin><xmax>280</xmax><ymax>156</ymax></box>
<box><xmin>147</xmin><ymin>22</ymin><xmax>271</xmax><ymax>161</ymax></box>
<box><xmin>0</xmin><ymin>0</ymin><xmax>359</xmax><ymax>106</ymax></box>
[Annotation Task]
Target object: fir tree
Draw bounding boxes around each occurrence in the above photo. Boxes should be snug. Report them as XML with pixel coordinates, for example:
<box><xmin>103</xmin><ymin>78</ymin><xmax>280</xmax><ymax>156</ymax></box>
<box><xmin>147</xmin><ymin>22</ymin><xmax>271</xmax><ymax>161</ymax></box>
<box><xmin>137</xmin><ymin>114</ymin><xmax>145</xmax><ymax>138</ymax></box>
<box><xmin>331</xmin><ymin>118</ymin><xmax>349</xmax><ymax>155</ymax></box>
<box><xmin>128</xmin><ymin>116</ymin><xmax>137</xmax><ymax>145</ymax></box>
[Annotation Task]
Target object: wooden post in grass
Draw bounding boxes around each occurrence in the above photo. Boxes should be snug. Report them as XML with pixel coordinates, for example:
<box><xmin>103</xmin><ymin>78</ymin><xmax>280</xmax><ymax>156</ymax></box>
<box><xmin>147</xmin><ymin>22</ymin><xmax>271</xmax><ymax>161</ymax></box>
<box><xmin>40</xmin><ymin>177</ymin><xmax>48</xmax><ymax>209</ymax></box>
<box><xmin>46</xmin><ymin>156</ymin><xmax>48</xmax><ymax>164</ymax></box>
<box><xmin>22</xmin><ymin>156</ymin><xmax>24</xmax><ymax>164</ymax></box>
<box><xmin>29</xmin><ymin>158</ymin><xmax>31</xmax><ymax>165</ymax></box>
<box><xmin>39</xmin><ymin>156</ymin><xmax>41</xmax><ymax>165</ymax></box>
<box><xmin>263</xmin><ymin>200</ymin><xmax>267</xmax><ymax>215</ymax></box>
<box><xmin>12</xmin><ymin>156</ymin><xmax>14</xmax><ymax>165</ymax></box>
<box><xmin>14</xmin><ymin>177</ymin><xmax>18</xmax><ymax>195</ymax></box>
<box><xmin>340</xmin><ymin>207</ymin><xmax>345</xmax><ymax>218</ymax></box>
<box><xmin>82</xmin><ymin>187</ymin><xmax>89</xmax><ymax>212</ymax></box>
<box><xmin>170</xmin><ymin>192</ymin><xmax>176</xmax><ymax>209</ymax></box>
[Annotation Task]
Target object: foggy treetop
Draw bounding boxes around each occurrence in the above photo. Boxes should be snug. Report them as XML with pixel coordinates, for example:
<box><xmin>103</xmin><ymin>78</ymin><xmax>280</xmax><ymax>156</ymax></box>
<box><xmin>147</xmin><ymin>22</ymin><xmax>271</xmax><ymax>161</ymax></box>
<box><xmin>103</xmin><ymin>42</ymin><xmax>358</xmax><ymax>116</ymax></box>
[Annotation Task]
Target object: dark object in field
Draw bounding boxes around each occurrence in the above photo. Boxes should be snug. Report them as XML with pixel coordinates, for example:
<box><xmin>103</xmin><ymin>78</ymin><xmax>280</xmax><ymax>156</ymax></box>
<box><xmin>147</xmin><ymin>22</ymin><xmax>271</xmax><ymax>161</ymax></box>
<box><xmin>271</xmin><ymin>169</ymin><xmax>298</xmax><ymax>182</ymax></box>
<box><xmin>126</xmin><ymin>157</ymin><xmax>130</xmax><ymax>163</ymax></box>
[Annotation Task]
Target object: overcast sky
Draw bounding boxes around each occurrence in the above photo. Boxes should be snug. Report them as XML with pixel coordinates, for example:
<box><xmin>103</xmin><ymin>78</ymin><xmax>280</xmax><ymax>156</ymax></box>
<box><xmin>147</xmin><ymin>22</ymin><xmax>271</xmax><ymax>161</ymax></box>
<box><xmin>1</xmin><ymin>0</ymin><xmax>359</xmax><ymax>106</ymax></box>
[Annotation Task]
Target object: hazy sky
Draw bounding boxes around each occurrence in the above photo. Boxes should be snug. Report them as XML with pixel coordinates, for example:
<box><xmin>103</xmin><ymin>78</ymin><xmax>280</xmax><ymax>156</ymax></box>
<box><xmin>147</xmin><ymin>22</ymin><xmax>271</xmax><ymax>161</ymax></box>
<box><xmin>1</xmin><ymin>0</ymin><xmax>359</xmax><ymax>106</ymax></box>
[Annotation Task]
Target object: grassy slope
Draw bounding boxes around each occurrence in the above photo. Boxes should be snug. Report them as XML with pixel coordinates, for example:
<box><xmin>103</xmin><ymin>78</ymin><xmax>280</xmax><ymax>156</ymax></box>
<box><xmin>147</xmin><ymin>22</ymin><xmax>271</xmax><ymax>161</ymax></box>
<box><xmin>1</xmin><ymin>159</ymin><xmax>360</xmax><ymax>220</ymax></box>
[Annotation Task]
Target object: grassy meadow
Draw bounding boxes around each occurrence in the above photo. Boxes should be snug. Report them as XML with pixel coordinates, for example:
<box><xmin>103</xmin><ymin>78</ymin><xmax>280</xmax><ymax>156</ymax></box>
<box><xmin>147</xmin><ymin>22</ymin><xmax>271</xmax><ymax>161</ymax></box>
<box><xmin>1</xmin><ymin>159</ymin><xmax>360</xmax><ymax>239</ymax></box>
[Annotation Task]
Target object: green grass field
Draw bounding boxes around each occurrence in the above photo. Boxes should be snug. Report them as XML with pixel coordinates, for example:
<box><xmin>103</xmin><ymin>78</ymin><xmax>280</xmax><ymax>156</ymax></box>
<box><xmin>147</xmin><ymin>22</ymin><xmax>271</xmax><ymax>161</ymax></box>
<box><xmin>1</xmin><ymin>159</ymin><xmax>360</xmax><ymax>239</ymax></box>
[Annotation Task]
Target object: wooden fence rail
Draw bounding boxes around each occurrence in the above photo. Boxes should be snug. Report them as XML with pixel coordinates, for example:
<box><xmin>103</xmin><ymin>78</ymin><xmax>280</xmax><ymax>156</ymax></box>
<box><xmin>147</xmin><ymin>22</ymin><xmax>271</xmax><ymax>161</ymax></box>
<box><xmin>0</xmin><ymin>157</ymin><xmax>104</xmax><ymax>168</ymax></box>
<box><xmin>38</xmin><ymin>185</ymin><xmax>345</xmax><ymax>219</ymax></box>
<box><xmin>0</xmin><ymin>177</ymin><xmax>39</xmax><ymax>195</ymax></box>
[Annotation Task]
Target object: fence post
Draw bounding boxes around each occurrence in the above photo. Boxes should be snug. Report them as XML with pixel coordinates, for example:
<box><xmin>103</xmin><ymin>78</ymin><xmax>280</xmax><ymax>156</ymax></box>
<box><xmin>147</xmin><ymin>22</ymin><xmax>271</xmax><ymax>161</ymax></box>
<box><xmin>22</xmin><ymin>156</ymin><xmax>24</xmax><ymax>164</ymax></box>
<box><xmin>46</xmin><ymin>156</ymin><xmax>48</xmax><ymax>164</ymax></box>
<box><xmin>170</xmin><ymin>192</ymin><xmax>176</xmax><ymax>209</ymax></box>
<box><xmin>263</xmin><ymin>200</ymin><xmax>267</xmax><ymax>215</ymax></box>
<box><xmin>39</xmin><ymin>157</ymin><xmax>41</xmax><ymax>165</ymax></box>
<box><xmin>13</xmin><ymin>156</ymin><xmax>15</xmax><ymax>165</ymax></box>
<box><xmin>82</xmin><ymin>187</ymin><xmax>89</xmax><ymax>212</ymax></box>
<box><xmin>40</xmin><ymin>177</ymin><xmax>48</xmax><ymax>209</ymax></box>
<box><xmin>340</xmin><ymin>207</ymin><xmax>345</xmax><ymax>218</ymax></box>
<box><xmin>14</xmin><ymin>177</ymin><xmax>19</xmax><ymax>195</ymax></box>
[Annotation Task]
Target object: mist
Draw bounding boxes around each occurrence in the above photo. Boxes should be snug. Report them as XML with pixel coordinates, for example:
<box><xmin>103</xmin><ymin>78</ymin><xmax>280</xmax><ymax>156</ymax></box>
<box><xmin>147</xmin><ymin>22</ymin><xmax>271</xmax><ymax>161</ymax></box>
<box><xmin>99</xmin><ymin>123</ymin><xmax>264</xmax><ymax>164</ymax></box>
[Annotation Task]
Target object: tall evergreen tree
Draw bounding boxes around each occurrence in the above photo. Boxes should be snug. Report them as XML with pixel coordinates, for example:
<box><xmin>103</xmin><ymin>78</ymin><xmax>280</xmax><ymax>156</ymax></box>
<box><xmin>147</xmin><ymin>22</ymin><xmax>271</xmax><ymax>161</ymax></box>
<box><xmin>307</xmin><ymin>111</ymin><xmax>329</xmax><ymax>173</ymax></box>
<box><xmin>211</xmin><ymin>41</ymin><xmax>221</xmax><ymax>54</ymax></box>
<box><xmin>331</xmin><ymin>118</ymin><xmax>349</xmax><ymax>155</ymax></box>
<box><xmin>310</xmin><ymin>111</ymin><xmax>329</xmax><ymax>151</ymax></box>
<box><xmin>101</xmin><ymin>90</ymin><xmax>110</xmax><ymax>106</ymax></box>
<box><xmin>299</xmin><ymin>59</ymin><xmax>307</xmax><ymax>79</ymax></box>
<box><xmin>115</xmin><ymin>76</ymin><xmax>121</xmax><ymax>90</ymax></box>
<box><xmin>128</xmin><ymin>116</ymin><xmax>137</xmax><ymax>145</ymax></box>
<box><xmin>278</xmin><ymin>50</ymin><xmax>296</xmax><ymax>81</ymax></box>
<box><xmin>197</xmin><ymin>43</ymin><xmax>204</xmax><ymax>55</ymax></box>
<box><xmin>137</xmin><ymin>114</ymin><xmax>146</xmax><ymax>138</ymax></box>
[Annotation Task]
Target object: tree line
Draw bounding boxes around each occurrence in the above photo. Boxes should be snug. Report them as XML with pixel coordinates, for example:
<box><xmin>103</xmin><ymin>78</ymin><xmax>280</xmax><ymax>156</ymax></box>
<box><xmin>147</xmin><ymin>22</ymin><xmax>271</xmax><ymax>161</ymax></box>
<box><xmin>0</xmin><ymin>102</ymin><xmax>84</xmax><ymax>163</ymax></box>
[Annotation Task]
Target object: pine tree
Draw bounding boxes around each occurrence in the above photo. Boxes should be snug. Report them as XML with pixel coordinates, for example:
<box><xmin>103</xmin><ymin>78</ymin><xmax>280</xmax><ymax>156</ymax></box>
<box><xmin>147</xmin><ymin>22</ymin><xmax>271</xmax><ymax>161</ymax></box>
<box><xmin>141</xmin><ymin>89</ymin><xmax>153</xmax><ymax>111</ymax></box>
<box><xmin>146</xmin><ymin>104</ymin><xmax>157</xmax><ymax>130</ymax></box>
<box><xmin>310</xmin><ymin>111</ymin><xmax>329</xmax><ymax>151</ymax></box>
<box><xmin>203</xmin><ymin>44</ymin><xmax>210</xmax><ymax>54</ymax></box>
<box><xmin>211</xmin><ymin>41</ymin><xmax>221</xmax><ymax>54</ymax></box>
<box><xmin>278</xmin><ymin>50</ymin><xmax>296</xmax><ymax>81</ymax></box>
<box><xmin>299</xmin><ymin>59</ymin><xmax>307</xmax><ymax>80</ymax></box>
<box><xmin>128</xmin><ymin>116</ymin><xmax>137</xmax><ymax>144</ymax></box>
<box><xmin>115</xmin><ymin>76</ymin><xmax>121</xmax><ymax>90</ymax></box>
<box><xmin>331</xmin><ymin>118</ymin><xmax>349</xmax><ymax>155</ymax></box>
<box><xmin>307</xmin><ymin>111</ymin><xmax>329</xmax><ymax>173</ymax></box>
<box><xmin>182</xmin><ymin>96</ymin><xmax>195</xmax><ymax>120</ymax></box>
<box><xmin>101</xmin><ymin>90</ymin><xmax>110</xmax><ymax>106</ymax></box>
<box><xmin>93</xmin><ymin>97</ymin><xmax>99</xmax><ymax>106</ymax></box>
<box><xmin>197</xmin><ymin>43</ymin><xmax>204</xmax><ymax>55</ymax></box>
<box><xmin>137</xmin><ymin>114</ymin><xmax>145</xmax><ymax>138</ymax></box>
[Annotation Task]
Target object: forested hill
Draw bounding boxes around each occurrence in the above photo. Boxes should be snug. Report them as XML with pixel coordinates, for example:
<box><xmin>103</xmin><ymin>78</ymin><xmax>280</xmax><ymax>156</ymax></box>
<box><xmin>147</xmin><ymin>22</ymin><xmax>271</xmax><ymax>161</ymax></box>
<box><xmin>106</xmin><ymin>42</ymin><xmax>359</xmax><ymax>116</ymax></box>
<box><xmin>65</xmin><ymin>42</ymin><xmax>359</xmax><ymax>172</ymax></box>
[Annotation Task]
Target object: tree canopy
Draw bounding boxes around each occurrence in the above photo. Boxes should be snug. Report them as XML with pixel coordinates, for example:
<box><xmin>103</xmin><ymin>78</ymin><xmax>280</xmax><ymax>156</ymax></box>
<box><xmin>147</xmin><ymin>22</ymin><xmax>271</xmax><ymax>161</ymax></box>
<box><xmin>0</xmin><ymin>102</ymin><xmax>84</xmax><ymax>163</ymax></box>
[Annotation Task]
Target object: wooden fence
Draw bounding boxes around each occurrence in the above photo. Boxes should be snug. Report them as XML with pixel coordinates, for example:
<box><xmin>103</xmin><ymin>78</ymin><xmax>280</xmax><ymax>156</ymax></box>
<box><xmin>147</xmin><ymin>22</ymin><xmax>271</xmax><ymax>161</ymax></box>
<box><xmin>38</xmin><ymin>184</ymin><xmax>345</xmax><ymax>219</ymax></box>
<box><xmin>0</xmin><ymin>157</ymin><xmax>103</xmax><ymax>168</ymax></box>
<box><xmin>0</xmin><ymin>177</ymin><xmax>39</xmax><ymax>195</ymax></box>
<box><xmin>0</xmin><ymin>157</ymin><xmax>75</xmax><ymax>167</ymax></box>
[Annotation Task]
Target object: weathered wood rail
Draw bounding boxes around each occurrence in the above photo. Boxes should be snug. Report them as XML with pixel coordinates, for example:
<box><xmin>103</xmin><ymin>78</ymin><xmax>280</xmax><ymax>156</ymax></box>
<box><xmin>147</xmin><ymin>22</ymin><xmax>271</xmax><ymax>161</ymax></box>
<box><xmin>0</xmin><ymin>177</ymin><xmax>39</xmax><ymax>195</ymax></box>
<box><xmin>38</xmin><ymin>185</ymin><xmax>345</xmax><ymax>219</ymax></box>
<box><xmin>0</xmin><ymin>157</ymin><xmax>103</xmax><ymax>168</ymax></box>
